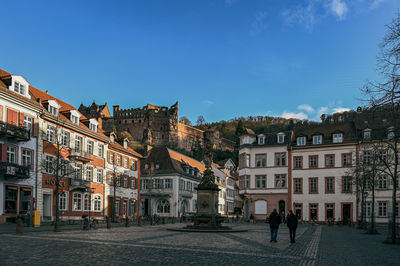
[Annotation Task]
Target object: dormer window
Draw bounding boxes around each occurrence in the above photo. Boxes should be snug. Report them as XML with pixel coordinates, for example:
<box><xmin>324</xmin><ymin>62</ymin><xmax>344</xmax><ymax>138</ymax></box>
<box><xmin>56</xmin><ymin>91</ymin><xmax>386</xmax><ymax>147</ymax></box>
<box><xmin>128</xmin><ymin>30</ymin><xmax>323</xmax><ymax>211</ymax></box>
<box><xmin>258</xmin><ymin>135</ymin><xmax>265</xmax><ymax>145</ymax></box>
<box><xmin>363</xmin><ymin>129</ymin><xmax>371</xmax><ymax>140</ymax></box>
<box><xmin>332</xmin><ymin>133</ymin><xmax>343</xmax><ymax>143</ymax></box>
<box><xmin>89</xmin><ymin>119</ymin><xmax>98</xmax><ymax>132</ymax></box>
<box><xmin>110</xmin><ymin>132</ymin><xmax>116</xmax><ymax>143</ymax></box>
<box><xmin>388</xmin><ymin>127</ymin><xmax>395</xmax><ymax>139</ymax></box>
<box><xmin>69</xmin><ymin>110</ymin><xmax>81</xmax><ymax>125</ymax></box>
<box><xmin>297</xmin><ymin>136</ymin><xmax>306</xmax><ymax>146</ymax></box>
<box><xmin>313</xmin><ymin>135</ymin><xmax>322</xmax><ymax>145</ymax></box>
<box><xmin>277</xmin><ymin>133</ymin><xmax>285</xmax><ymax>144</ymax></box>
<box><xmin>48</xmin><ymin>100</ymin><xmax>61</xmax><ymax>116</ymax></box>
<box><xmin>71</xmin><ymin>115</ymin><xmax>79</xmax><ymax>124</ymax></box>
<box><xmin>14</xmin><ymin>81</ymin><xmax>26</xmax><ymax>95</ymax></box>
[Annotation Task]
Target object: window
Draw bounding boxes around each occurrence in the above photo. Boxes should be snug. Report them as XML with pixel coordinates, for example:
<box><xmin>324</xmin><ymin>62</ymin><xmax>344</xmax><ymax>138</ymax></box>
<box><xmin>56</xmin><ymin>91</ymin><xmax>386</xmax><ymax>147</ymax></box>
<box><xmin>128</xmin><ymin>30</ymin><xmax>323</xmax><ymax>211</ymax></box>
<box><xmin>7</xmin><ymin>146</ymin><xmax>16</xmax><ymax>164</ymax></box>
<box><xmin>49</xmin><ymin>105</ymin><xmax>58</xmax><ymax>116</ymax></box>
<box><xmin>85</xmin><ymin>166</ymin><xmax>93</xmax><ymax>181</ymax></box>
<box><xmin>117</xmin><ymin>155</ymin><xmax>122</xmax><ymax>166</ymax></box>
<box><xmin>309</xmin><ymin>155</ymin><xmax>318</xmax><ymax>168</ymax></box>
<box><xmin>61</xmin><ymin>131</ymin><xmax>69</xmax><ymax>147</ymax></box>
<box><xmin>71</xmin><ymin>115</ymin><xmax>79</xmax><ymax>124</ymax></box>
<box><xmin>255</xmin><ymin>154</ymin><xmax>267</xmax><ymax>167</ymax></box>
<box><xmin>22</xmin><ymin>149</ymin><xmax>32</xmax><ymax>168</ymax></box>
<box><xmin>378</xmin><ymin>175</ymin><xmax>388</xmax><ymax>189</ymax></box>
<box><xmin>60</xmin><ymin>160</ymin><xmax>68</xmax><ymax>176</ymax></box>
<box><xmin>363</xmin><ymin>151</ymin><xmax>371</xmax><ymax>165</ymax></box>
<box><xmin>313</xmin><ymin>135</ymin><xmax>322</xmax><ymax>145</ymax></box>
<box><xmin>116</xmin><ymin>175</ymin><xmax>121</xmax><ymax>186</ymax></box>
<box><xmin>84</xmin><ymin>194</ymin><xmax>91</xmax><ymax>211</ymax></box>
<box><xmin>294</xmin><ymin>178</ymin><xmax>302</xmax><ymax>194</ymax></box>
<box><xmin>124</xmin><ymin>158</ymin><xmax>129</xmax><ymax>168</ymax></box>
<box><xmin>93</xmin><ymin>195</ymin><xmax>102</xmax><ymax>211</ymax></box>
<box><xmin>333</xmin><ymin>133</ymin><xmax>343</xmax><ymax>143</ymax></box>
<box><xmin>96</xmin><ymin>169</ymin><xmax>103</xmax><ymax>183</ymax></box>
<box><xmin>258</xmin><ymin>136</ymin><xmax>264</xmax><ymax>145</ymax></box>
<box><xmin>275</xmin><ymin>174</ymin><xmax>286</xmax><ymax>188</ymax></box>
<box><xmin>98</xmin><ymin>144</ymin><xmax>104</xmax><ymax>157</ymax></box>
<box><xmin>342</xmin><ymin>153</ymin><xmax>351</xmax><ymax>167</ymax></box>
<box><xmin>325</xmin><ymin>177</ymin><xmax>334</xmax><ymax>193</ymax></box>
<box><xmin>157</xmin><ymin>199</ymin><xmax>170</xmax><ymax>213</ymax></box>
<box><xmin>89</xmin><ymin>123</ymin><xmax>97</xmax><ymax>132</ymax></box>
<box><xmin>342</xmin><ymin>176</ymin><xmax>352</xmax><ymax>193</ymax></box>
<box><xmin>59</xmin><ymin>192</ymin><xmax>68</xmax><ymax>211</ymax></box>
<box><xmin>277</xmin><ymin>134</ymin><xmax>285</xmax><ymax>144</ymax></box>
<box><xmin>123</xmin><ymin>176</ymin><xmax>128</xmax><ymax>187</ymax></box>
<box><xmin>256</xmin><ymin>175</ymin><xmax>266</xmax><ymax>188</ymax></box>
<box><xmin>14</xmin><ymin>81</ymin><xmax>26</xmax><ymax>95</ymax></box>
<box><xmin>309</xmin><ymin>178</ymin><xmax>318</xmax><ymax>194</ymax></box>
<box><xmin>297</xmin><ymin>136</ymin><xmax>306</xmax><ymax>146</ymax></box>
<box><xmin>75</xmin><ymin>135</ymin><xmax>82</xmax><ymax>152</ymax></box>
<box><xmin>294</xmin><ymin>204</ymin><xmax>302</xmax><ymax>219</ymax></box>
<box><xmin>130</xmin><ymin>177</ymin><xmax>136</xmax><ymax>189</ymax></box>
<box><xmin>325</xmin><ymin>154</ymin><xmax>334</xmax><ymax>168</ymax></box>
<box><xmin>363</xmin><ymin>130</ymin><xmax>371</xmax><ymax>140</ymax></box>
<box><xmin>326</xmin><ymin>204</ymin><xmax>334</xmax><ymax>219</ymax></box>
<box><xmin>45</xmin><ymin>155</ymin><xmax>54</xmax><ymax>174</ymax></box>
<box><xmin>87</xmin><ymin>140</ymin><xmax>94</xmax><ymax>155</ymax></box>
<box><xmin>24</xmin><ymin>115</ymin><xmax>32</xmax><ymax>132</ymax></box>
<box><xmin>75</xmin><ymin>164</ymin><xmax>83</xmax><ymax>179</ymax></box>
<box><xmin>294</xmin><ymin>156</ymin><xmax>302</xmax><ymax>169</ymax></box>
<box><xmin>378</xmin><ymin>202</ymin><xmax>387</xmax><ymax>217</ymax></box>
<box><xmin>275</xmin><ymin>152</ymin><xmax>286</xmax><ymax>166</ymax></box>
<box><xmin>245</xmin><ymin>175</ymin><xmax>250</xmax><ymax>188</ymax></box>
<box><xmin>110</xmin><ymin>152</ymin><xmax>115</xmax><ymax>164</ymax></box>
<box><xmin>365</xmin><ymin>202</ymin><xmax>371</xmax><ymax>217</ymax></box>
<box><xmin>245</xmin><ymin>154</ymin><xmax>250</xmax><ymax>167</ymax></box>
<box><xmin>46</xmin><ymin>125</ymin><xmax>55</xmax><ymax>142</ymax></box>
<box><xmin>73</xmin><ymin>193</ymin><xmax>82</xmax><ymax>211</ymax></box>
<box><xmin>165</xmin><ymin>179</ymin><xmax>172</xmax><ymax>189</ymax></box>
<box><xmin>388</xmin><ymin>130</ymin><xmax>395</xmax><ymax>139</ymax></box>
<box><xmin>310</xmin><ymin>204</ymin><xmax>318</xmax><ymax>220</ymax></box>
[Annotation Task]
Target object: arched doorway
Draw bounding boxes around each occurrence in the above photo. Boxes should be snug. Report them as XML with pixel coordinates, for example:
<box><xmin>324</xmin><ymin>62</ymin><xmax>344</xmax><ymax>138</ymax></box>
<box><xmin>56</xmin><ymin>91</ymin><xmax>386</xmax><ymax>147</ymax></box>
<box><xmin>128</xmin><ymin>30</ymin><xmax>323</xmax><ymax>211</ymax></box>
<box><xmin>279</xmin><ymin>200</ymin><xmax>285</xmax><ymax>215</ymax></box>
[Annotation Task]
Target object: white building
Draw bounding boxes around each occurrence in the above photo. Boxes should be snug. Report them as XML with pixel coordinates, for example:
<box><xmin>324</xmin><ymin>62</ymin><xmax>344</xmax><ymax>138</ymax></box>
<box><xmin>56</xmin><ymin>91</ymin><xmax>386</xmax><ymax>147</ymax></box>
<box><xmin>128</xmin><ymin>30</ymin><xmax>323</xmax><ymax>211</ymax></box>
<box><xmin>291</xmin><ymin>123</ymin><xmax>357</xmax><ymax>224</ymax></box>
<box><xmin>238</xmin><ymin>131</ymin><xmax>290</xmax><ymax>220</ymax></box>
<box><xmin>0</xmin><ymin>71</ymin><xmax>43</xmax><ymax>223</ymax></box>
<box><xmin>140</xmin><ymin>147</ymin><xmax>203</xmax><ymax>217</ymax></box>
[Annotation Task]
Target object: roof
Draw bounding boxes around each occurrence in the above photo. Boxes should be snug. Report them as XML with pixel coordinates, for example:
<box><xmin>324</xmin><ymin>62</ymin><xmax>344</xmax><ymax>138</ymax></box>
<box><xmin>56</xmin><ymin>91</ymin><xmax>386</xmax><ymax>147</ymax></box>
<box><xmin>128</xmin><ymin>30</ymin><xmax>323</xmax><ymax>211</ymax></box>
<box><xmin>293</xmin><ymin>122</ymin><xmax>357</xmax><ymax>145</ymax></box>
<box><xmin>109</xmin><ymin>141</ymin><xmax>143</xmax><ymax>159</ymax></box>
<box><xmin>141</xmin><ymin>146</ymin><xmax>204</xmax><ymax>179</ymax></box>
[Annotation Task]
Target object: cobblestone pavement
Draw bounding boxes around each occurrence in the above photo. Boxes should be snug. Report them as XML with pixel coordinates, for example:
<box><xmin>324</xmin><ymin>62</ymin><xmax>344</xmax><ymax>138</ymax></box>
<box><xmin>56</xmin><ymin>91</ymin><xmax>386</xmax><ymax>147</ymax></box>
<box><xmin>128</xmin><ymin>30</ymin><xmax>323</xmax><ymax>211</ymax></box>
<box><xmin>0</xmin><ymin>223</ymin><xmax>399</xmax><ymax>265</ymax></box>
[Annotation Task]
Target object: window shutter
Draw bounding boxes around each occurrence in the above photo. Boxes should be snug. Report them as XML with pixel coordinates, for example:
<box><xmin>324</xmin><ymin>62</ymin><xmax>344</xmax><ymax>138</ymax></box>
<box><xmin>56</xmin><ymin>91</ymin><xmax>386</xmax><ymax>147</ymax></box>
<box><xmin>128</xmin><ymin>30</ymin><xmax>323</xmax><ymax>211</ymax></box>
<box><xmin>107</xmin><ymin>151</ymin><xmax>110</xmax><ymax>163</ymax></box>
<box><xmin>19</xmin><ymin>112</ymin><xmax>24</xmax><ymax>127</ymax></box>
<box><xmin>7</xmin><ymin>109</ymin><xmax>18</xmax><ymax>125</ymax></box>
<box><xmin>0</xmin><ymin>105</ymin><xmax>3</xmax><ymax>122</ymax></box>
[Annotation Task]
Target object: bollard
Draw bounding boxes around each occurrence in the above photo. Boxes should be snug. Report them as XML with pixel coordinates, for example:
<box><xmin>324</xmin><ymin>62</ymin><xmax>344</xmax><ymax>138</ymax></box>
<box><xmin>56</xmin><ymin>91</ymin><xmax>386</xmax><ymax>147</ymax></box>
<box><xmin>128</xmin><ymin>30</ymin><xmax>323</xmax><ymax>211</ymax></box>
<box><xmin>107</xmin><ymin>217</ymin><xmax>111</xmax><ymax>229</ymax></box>
<box><xmin>125</xmin><ymin>217</ymin><xmax>129</xmax><ymax>227</ymax></box>
<box><xmin>138</xmin><ymin>216</ymin><xmax>142</xmax><ymax>227</ymax></box>
<box><xmin>16</xmin><ymin>217</ymin><xmax>24</xmax><ymax>234</ymax></box>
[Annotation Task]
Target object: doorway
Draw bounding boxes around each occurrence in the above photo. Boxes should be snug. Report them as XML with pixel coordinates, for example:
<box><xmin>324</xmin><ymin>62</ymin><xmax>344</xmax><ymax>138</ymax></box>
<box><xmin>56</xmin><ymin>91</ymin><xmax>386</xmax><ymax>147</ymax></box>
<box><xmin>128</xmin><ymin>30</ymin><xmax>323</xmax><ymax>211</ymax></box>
<box><xmin>43</xmin><ymin>193</ymin><xmax>52</xmax><ymax>221</ymax></box>
<box><xmin>342</xmin><ymin>204</ymin><xmax>352</xmax><ymax>224</ymax></box>
<box><xmin>279</xmin><ymin>200</ymin><xmax>285</xmax><ymax>215</ymax></box>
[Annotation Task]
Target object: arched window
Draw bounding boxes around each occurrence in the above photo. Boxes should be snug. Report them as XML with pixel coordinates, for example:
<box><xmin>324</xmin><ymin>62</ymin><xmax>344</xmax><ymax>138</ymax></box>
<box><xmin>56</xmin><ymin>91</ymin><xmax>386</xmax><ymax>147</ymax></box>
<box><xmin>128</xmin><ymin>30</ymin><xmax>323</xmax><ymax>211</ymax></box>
<box><xmin>157</xmin><ymin>199</ymin><xmax>170</xmax><ymax>214</ymax></box>
<box><xmin>93</xmin><ymin>195</ymin><xmax>102</xmax><ymax>212</ymax></box>
<box><xmin>255</xmin><ymin>200</ymin><xmax>267</xmax><ymax>215</ymax></box>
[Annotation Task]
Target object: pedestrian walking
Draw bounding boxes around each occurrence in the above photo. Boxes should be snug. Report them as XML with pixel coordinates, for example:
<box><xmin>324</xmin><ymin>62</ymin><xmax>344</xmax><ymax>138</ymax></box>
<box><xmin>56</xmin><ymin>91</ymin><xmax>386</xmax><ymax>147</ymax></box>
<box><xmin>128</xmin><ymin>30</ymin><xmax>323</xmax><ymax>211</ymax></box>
<box><xmin>269</xmin><ymin>208</ymin><xmax>281</xmax><ymax>243</ymax></box>
<box><xmin>286</xmin><ymin>210</ymin><xmax>298</xmax><ymax>243</ymax></box>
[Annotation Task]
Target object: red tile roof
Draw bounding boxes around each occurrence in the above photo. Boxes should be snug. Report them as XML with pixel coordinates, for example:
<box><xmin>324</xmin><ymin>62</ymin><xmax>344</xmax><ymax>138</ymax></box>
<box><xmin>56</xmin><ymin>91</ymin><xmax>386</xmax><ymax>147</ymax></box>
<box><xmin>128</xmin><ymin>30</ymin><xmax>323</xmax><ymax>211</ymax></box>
<box><xmin>109</xmin><ymin>141</ymin><xmax>143</xmax><ymax>158</ymax></box>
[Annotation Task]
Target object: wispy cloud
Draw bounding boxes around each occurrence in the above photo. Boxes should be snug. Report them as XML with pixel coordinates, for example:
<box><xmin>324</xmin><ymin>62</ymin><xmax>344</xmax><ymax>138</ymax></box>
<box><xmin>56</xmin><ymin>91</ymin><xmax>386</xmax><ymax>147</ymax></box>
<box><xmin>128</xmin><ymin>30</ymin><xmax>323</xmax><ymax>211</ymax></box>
<box><xmin>297</xmin><ymin>104</ymin><xmax>315</xmax><ymax>113</ymax></box>
<box><xmin>225</xmin><ymin>0</ymin><xmax>237</xmax><ymax>7</ymax></box>
<box><xmin>330</xmin><ymin>0</ymin><xmax>348</xmax><ymax>20</ymax></box>
<box><xmin>250</xmin><ymin>11</ymin><xmax>268</xmax><ymax>36</ymax></box>
<box><xmin>281</xmin><ymin>0</ymin><xmax>319</xmax><ymax>31</ymax></box>
<box><xmin>281</xmin><ymin>111</ymin><xmax>308</xmax><ymax>120</ymax></box>
<box><xmin>332</xmin><ymin>107</ymin><xmax>351</xmax><ymax>113</ymax></box>
<box><xmin>202</xmin><ymin>100</ymin><xmax>214</xmax><ymax>107</ymax></box>
<box><xmin>369</xmin><ymin>0</ymin><xmax>387</xmax><ymax>10</ymax></box>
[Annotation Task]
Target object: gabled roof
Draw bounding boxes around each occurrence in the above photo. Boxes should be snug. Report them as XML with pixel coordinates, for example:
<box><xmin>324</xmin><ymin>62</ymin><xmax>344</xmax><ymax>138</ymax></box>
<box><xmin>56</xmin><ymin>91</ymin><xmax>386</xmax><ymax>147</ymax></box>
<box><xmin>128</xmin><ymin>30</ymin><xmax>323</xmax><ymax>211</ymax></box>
<box><xmin>108</xmin><ymin>141</ymin><xmax>143</xmax><ymax>159</ymax></box>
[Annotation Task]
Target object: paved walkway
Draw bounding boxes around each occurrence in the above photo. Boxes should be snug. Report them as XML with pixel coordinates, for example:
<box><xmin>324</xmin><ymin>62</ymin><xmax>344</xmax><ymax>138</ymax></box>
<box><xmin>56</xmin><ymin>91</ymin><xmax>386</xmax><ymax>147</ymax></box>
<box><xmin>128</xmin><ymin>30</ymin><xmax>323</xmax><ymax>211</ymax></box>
<box><xmin>0</xmin><ymin>223</ymin><xmax>399</xmax><ymax>265</ymax></box>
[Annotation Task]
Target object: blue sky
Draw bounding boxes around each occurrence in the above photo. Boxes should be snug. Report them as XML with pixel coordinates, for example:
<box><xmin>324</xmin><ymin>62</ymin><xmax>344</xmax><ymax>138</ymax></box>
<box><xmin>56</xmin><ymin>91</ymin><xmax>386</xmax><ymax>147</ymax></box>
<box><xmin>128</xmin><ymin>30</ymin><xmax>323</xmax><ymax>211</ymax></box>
<box><xmin>0</xmin><ymin>0</ymin><xmax>398</xmax><ymax>123</ymax></box>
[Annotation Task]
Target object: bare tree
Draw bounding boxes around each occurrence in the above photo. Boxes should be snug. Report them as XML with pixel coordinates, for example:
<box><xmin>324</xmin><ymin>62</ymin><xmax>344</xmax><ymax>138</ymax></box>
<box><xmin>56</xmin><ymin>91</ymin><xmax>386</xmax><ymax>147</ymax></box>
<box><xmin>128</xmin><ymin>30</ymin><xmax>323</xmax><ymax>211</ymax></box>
<box><xmin>196</xmin><ymin>115</ymin><xmax>206</xmax><ymax>126</ymax></box>
<box><xmin>179</xmin><ymin>116</ymin><xmax>192</xmax><ymax>126</ymax></box>
<box><xmin>362</xmin><ymin>13</ymin><xmax>400</xmax><ymax>243</ymax></box>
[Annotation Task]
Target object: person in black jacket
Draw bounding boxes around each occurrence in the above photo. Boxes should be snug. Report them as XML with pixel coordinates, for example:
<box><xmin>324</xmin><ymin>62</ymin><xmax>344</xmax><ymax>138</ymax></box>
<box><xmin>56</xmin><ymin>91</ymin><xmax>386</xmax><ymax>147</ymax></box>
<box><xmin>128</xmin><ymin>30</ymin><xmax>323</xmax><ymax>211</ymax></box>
<box><xmin>286</xmin><ymin>210</ymin><xmax>298</xmax><ymax>243</ymax></box>
<box><xmin>269</xmin><ymin>209</ymin><xmax>281</xmax><ymax>243</ymax></box>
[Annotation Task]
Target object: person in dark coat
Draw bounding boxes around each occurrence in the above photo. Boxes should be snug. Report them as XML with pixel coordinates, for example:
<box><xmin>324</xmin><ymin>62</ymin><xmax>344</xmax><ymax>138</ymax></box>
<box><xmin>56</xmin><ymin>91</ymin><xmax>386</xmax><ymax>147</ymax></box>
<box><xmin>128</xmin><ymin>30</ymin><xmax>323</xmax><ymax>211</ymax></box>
<box><xmin>269</xmin><ymin>209</ymin><xmax>281</xmax><ymax>243</ymax></box>
<box><xmin>286</xmin><ymin>210</ymin><xmax>298</xmax><ymax>243</ymax></box>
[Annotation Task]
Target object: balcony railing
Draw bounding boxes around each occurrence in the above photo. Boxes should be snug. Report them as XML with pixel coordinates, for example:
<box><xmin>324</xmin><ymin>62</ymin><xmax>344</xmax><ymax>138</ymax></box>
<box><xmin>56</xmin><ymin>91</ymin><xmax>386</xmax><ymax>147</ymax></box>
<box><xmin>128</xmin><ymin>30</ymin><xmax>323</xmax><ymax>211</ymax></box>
<box><xmin>69</xmin><ymin>150</ymin><xmax>92</xmax><ymax>163</ymax></box>
<box><xmin>179</xmin><ymin>189</ymin><xmax>194</xmax><ymax>198</ymax></box>
<box><xmin>141</xmin><ymin>187</ymin><xmax>173</xmax><ymax>196</ymax></box>
<box><xmin>0</xmin><ymin>162</ymin><xmax>30</xmax><ymax>179</ymax></box>
<box><xmin>69</xmin><ymin>178</ymin><xmax>88</xmax><ymax>190</ymax></box>
<box><xmin>0</xmin><ymin>121</ymin><xmax>30</xmax><ymax>141</ymax></box>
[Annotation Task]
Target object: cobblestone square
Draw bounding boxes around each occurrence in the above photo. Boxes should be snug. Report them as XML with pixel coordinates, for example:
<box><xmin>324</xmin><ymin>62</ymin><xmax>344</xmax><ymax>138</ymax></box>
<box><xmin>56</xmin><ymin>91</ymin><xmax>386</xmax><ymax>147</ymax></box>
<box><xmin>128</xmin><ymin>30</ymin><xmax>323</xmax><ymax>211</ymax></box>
<box><xmin>1</xmin><ymin>223</ymin><xmax>399</xmax><ymax>265</ymax></box>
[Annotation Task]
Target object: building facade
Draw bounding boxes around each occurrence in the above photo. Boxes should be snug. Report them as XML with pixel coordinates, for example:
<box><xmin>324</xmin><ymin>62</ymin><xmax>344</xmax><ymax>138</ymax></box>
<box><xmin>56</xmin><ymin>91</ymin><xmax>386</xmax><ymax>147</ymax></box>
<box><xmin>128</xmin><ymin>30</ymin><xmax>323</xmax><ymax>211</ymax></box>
<box><xmin>238</xmin><ymin>131</ymin><xmax>290</xmax><ymax>220</ymax></box>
